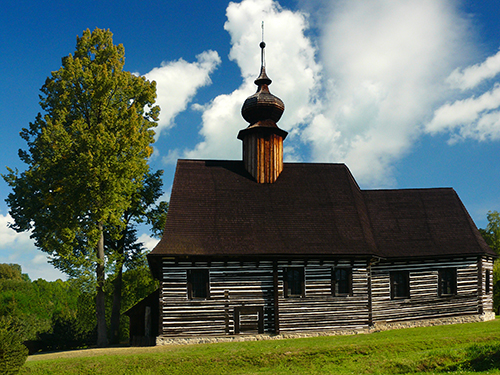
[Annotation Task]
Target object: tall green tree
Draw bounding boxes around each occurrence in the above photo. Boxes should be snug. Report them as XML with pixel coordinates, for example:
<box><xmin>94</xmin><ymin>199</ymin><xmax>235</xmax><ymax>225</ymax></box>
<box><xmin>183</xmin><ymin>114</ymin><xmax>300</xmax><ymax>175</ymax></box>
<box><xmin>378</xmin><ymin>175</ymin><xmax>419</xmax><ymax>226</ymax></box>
<box><xmin>0</xmin><ymin>264</ymin><xmax>30</xmax><ymax>281</ymax></box>
<box><xmin>106</xmin><ymin>169</ymin><xmax>167</xmax><ymax>344</ymax></box>
<box><xmin>480</xmin><ymin>211</ymin><xmax>500</xmax><ymax>255</ymax></box>
<box><xmin>3</xmin><ymin>28</ymin><xmax>159</xmax><ymax>347</ymax></box>
<box><xmin>479</xmin><ymin>211</ymin><xmax>500</xmax><ymax>314</ymax></box>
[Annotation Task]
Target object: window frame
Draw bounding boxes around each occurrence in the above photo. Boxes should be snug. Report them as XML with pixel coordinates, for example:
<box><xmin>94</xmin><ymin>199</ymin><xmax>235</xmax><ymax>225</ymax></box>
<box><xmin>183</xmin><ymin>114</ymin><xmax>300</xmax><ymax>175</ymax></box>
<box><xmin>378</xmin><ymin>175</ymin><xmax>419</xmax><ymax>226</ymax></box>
<box><xmin>187</xmin><ymin>269</ymin><xmax>210</xmax><ymax>299</ymax></box>
<box><xmin>284</xmin><ymin>267</ymin><xmax>305</xmax><ymax>298</ymax></box>
<box><xmin>390</xmin><ymin>271</ymin><xmax>410</xmax><ymax>299</ymax></box>
<box><xmin>438</xmin><ymin>268</ymin><xmax>457</xmax><ymax>297</ymax></box>
<box><xmin>332</xmin><ymin>268</ymin><xmax>352</xmax><ymax>296</ymax></box>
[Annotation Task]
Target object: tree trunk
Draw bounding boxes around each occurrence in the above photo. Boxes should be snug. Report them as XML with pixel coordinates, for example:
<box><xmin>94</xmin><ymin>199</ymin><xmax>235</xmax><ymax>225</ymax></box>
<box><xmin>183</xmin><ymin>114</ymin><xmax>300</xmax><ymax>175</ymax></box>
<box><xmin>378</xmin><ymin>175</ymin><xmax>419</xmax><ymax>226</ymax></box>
<box><xmin>109</xmin><ymin>228</ymin><xmax>127</xmax><ymax>345</ymax></box>
<box><xmin>109</xmin><ymin>262</ymin><xmax>123</xmax><ymax>344</ymax></box>
<box><xmin>96</xmin><ymin>222</ymin><xmax>108</xmax><ymax>347</ymax></box>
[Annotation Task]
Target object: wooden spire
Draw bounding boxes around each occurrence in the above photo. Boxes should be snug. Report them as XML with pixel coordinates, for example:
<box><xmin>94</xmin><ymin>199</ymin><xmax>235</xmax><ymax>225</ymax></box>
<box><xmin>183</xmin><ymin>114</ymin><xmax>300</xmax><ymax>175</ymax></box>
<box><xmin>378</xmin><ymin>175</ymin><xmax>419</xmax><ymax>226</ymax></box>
<box><xmin>238</xmin><ymin>32</ymin><xmax>287</xmax><ymax>184</ymax></box>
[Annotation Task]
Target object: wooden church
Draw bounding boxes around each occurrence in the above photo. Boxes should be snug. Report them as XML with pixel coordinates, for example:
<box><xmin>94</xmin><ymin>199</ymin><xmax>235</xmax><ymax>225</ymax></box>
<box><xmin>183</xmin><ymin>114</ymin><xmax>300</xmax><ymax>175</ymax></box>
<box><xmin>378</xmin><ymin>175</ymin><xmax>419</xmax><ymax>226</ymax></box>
<box><xmin>132</xmin><ymin>41</ymin><xmax>496</xmax><ymax>344</ymax></box>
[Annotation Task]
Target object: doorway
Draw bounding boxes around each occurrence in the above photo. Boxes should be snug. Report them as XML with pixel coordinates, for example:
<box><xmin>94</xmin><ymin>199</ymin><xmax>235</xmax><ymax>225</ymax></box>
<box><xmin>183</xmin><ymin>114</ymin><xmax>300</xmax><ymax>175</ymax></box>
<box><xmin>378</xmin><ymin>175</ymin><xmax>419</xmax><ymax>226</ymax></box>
<box><xmin>234</xmin><ymin>306</ymin><xmax>264</xmax><ymax>334</ymax></box>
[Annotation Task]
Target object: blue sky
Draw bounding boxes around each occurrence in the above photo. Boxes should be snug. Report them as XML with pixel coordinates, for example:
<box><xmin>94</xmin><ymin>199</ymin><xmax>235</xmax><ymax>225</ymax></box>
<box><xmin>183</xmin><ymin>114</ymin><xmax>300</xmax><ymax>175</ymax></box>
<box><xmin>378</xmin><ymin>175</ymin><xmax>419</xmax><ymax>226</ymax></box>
<box><xmin>1</xmin><ymin>0</ymin><xmax>500</xmax><ymax>281</ymax></box>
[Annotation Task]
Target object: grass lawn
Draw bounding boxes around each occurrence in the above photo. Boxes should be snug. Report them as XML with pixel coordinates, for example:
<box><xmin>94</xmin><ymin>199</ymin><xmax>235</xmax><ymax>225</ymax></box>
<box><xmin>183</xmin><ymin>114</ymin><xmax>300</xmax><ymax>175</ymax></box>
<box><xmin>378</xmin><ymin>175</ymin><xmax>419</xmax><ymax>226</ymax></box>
<box><xmin>21</xmin><ymin>318</ymin><xmax>500</xmax><ymax>374</ymax></box>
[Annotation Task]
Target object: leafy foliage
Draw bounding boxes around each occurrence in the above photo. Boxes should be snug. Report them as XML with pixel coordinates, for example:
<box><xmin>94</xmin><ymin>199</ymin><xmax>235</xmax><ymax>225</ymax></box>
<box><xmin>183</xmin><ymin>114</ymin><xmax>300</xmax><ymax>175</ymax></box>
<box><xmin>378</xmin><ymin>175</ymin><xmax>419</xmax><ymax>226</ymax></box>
<box><xmin>493</xmin><ymin>260</ymin><xmax>500</xmax><ymax>315</ymax></box>
<box><xmin>480</xmin><ymin>210</ymin><xmax>500</xmax><ymax>314</ymax></box>
<box><xmin>0</xmin><ymin>267</ymin><xmax>82</xmax><ymax>343</ymax></box>
<box><xmin>0</xmin><ymin>264</ymin><xmax>30</xmax><ymax>282</ymax></box>
<box><xmin>2</xmin><ymin>28</ymin><xmax>160</xmax><ymax>346</ymax></box>
<box><xmin>38</xmin><ymin>312</ymin><xmax>96</xmax><ymax>351</ymax></box>
<box><xmin>104</xmin><ymin>170</ymin><xmax>168</xmax><ymax>275</ymax></box>
<box><xmin>0</xmin><ymin>317</ymin><xmax>29</xmax><ymax>374</ymax></box>
<box><xmin>107</xmin><ymin>260</ymin><xmax>159</xmax><ymax>343</ymax></box>
<box><xmin>480</xmin><ymin>211</ymin><xmax>500</xmax><ymax>255</ymax></box>
<box><xmin>3</xmin><ymin>27</ymin><xmax>159</xmax><ymax>273</ymax></box>
<box><xmin>0</xmin><ymin>263</ymin><xmax>158</xmax><ymax>352</ymax></box>
<box><xmin>102</xmin><ymin>169</ymin><xmax>166</xmax><ymax>344</ymax></box>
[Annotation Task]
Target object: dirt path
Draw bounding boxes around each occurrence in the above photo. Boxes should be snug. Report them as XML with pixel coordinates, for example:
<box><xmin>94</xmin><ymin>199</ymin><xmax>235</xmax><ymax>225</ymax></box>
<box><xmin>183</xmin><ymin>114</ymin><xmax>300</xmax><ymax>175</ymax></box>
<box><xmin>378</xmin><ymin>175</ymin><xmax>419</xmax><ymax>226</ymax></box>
<box><xmin>26</xmin><ymin>345</ymin><xmax>176</xmax><ymax>362</ymax></box>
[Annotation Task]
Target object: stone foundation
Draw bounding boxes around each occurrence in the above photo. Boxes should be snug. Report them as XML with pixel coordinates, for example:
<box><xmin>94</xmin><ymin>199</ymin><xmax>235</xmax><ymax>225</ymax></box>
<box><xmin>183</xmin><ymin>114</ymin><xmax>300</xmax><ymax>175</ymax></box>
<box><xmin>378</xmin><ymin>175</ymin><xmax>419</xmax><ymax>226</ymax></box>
<box><xmin>156</xmin><ymin>313</ymin><xmax>496</xmax><ymax>346</ymax></box>
<box><xmin>370</xmin><ymin>312</ymin><xmax>495</xmax><ymax>332</ymax></box>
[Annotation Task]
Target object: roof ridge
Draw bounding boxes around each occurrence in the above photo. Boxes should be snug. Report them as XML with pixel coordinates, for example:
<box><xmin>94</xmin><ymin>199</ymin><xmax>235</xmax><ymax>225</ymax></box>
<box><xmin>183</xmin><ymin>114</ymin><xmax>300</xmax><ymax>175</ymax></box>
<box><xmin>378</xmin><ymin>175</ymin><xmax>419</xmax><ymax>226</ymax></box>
<box><xmin>342</xmin><ymin>166</ymin><xmax>380</xmax><ymax>256</ymax></box>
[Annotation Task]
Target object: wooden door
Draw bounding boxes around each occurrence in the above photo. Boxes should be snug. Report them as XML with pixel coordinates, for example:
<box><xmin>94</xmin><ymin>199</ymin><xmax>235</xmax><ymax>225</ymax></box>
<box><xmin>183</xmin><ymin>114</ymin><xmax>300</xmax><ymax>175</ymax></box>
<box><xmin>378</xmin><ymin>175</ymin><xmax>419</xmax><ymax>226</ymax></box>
<box><xmin>234</xmin><ymin>306</ymin><xmax>264</xmax><ymax>334</ymax></box>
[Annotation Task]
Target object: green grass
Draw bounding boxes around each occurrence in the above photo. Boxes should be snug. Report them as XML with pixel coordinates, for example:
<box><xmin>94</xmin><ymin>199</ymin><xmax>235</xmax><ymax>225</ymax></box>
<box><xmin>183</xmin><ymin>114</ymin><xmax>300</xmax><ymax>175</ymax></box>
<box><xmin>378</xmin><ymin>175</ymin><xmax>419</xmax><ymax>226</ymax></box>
<box><xmin>21</xmin><ymin>319</ymin><xmax>500</xmax><ymax>374</ymax></box>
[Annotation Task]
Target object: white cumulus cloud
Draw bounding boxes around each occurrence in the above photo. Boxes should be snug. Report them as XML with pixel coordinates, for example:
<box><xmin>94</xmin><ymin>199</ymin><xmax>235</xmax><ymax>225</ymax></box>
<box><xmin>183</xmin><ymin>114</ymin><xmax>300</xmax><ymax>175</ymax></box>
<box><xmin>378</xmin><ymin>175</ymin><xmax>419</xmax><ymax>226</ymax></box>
<box><xmin>0</xmin><ymin>213</ymin><xmax>65</xmax><ymax>281</ymax></box>
<box><xmin>154</xmin><ymin>0</ymin><xmax>495</xmax><ymax>187</ymax></box>
<box><xmin>181</xmin><ymin>0</ymin><xmax>322</xmax><ymax>161</ymax></box>
<box><xmin>175</xmin><ymin>0</ymin><xmax>476</xmax><ymax>187</ymax></box>
<box><xmin>447</xmin><ymin>49</ymin><xmax>500</xmax><ymax>90</ymax></box>
<box><xmin>426</xmin><ymin>51</ymin><xmax>500</xmax><ymax>144</ymax></box>
<box><xmin>144</xmin><ymin>50</ymin><xmax>221</xmax><ymax>138</ymax></box>
<box><xmin>303</xmin><ymin>0</ymin><xmax>473</xmax><ymax>186</ymax></box>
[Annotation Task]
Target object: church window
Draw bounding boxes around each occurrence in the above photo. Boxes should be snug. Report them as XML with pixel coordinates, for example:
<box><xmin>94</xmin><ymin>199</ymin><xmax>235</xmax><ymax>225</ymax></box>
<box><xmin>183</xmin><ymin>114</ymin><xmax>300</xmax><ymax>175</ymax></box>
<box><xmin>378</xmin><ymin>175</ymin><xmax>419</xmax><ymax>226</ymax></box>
<box><xmin>284</xmin><ymin>267</ymin><xmax>305</xmax><ymax>298</ymax></box>
<box><xmin>332</xmin><ymin>268</ymin><xmax>352</xmax><ymax>296</ymax></box>
<box><xmin>438</xmin><ymin>268</ymin><xmax>457</xmax><ymax>296</ymax></box>
<box><xmin>187</xmin><ymin>269</ymin><xmax>209</xmax><ymax>299</ymax></box>
<box><xmin>391</xmin><ymin>271</ymin><xmax>410</xmax><ymax>299</ymax></box>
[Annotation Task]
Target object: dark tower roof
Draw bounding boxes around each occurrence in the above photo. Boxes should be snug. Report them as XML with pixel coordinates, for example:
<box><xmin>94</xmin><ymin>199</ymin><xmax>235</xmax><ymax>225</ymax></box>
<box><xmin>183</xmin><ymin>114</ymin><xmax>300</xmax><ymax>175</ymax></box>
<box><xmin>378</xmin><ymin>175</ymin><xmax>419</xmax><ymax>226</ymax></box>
<box><xmin>239</xmin><ymin>41</ymin><xmax>286</xmax><ymax>137</ymax></box>
<box><xmin>237</xmin><ymin>36</ymin><xmax>288</xmax><ymax>184</ymax></box>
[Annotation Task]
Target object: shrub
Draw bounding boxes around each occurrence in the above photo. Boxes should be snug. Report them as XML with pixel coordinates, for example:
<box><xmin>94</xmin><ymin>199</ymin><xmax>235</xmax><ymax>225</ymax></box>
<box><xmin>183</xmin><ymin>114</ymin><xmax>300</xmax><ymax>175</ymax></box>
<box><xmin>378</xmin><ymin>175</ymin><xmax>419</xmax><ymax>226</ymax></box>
<box><xmin>38</xmin><ymin>312</ymin><xmax>96</xmax><ymax>351</ymax></box>
<box><xmin>493</xmin><ymin>260</ymin><xmax>500</xmax><ymax>314</ymax></box>
<box><xmin>0</xmin><ymin>318</ymin><xmax>29</xmax><ymax>374</ymax></box>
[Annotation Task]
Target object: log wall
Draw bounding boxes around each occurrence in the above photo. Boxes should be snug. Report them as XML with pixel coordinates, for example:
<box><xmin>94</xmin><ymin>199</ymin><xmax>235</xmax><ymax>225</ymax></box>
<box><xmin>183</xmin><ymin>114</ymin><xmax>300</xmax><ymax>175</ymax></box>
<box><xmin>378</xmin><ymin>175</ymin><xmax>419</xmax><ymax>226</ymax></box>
<box><xmin>371</xmin><ymin>257</ymin><xmax>494</xmax><ymax>323</ymax></box>
<box><xmin>276</xmin><ymin>259</ymin><xmax>370</xmax><ymax>332</ymax></box>
<box><xmin>158</xmin><ymin>256</ymin><xmax>493</xmax><ymax>337</ymax></box>
<box><xmin>160</xmin><ymin>259</ymin><xmax>274</xmax><ymax>336</ymax></box>
<box><xmin>480</xmin><ymin>257</ymin><xmax>494</xmax><ymax>314</ymax></box>
<box><xmin>159</xmin><ymin>258</ymin><xmax>371</xmax><ymax>336</ymax></box>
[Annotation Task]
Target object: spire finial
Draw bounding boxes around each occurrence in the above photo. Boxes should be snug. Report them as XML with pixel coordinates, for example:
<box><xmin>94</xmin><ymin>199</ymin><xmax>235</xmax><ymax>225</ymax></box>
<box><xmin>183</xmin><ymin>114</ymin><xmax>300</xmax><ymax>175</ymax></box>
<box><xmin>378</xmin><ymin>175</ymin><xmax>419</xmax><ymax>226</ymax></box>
<box><xmin>241</xmin><ymin>25</ymin><xmax>284</xmax><ymax>125</ymax></box>
<box><xmin>260</xmin><ymin>21</ymin><xmax>266</xmax><ymax>68</ymax></box>
<box><xmin>255</xmin><ymin>21</ymin><xmax>271</xmax><ymax>86</ymax></box>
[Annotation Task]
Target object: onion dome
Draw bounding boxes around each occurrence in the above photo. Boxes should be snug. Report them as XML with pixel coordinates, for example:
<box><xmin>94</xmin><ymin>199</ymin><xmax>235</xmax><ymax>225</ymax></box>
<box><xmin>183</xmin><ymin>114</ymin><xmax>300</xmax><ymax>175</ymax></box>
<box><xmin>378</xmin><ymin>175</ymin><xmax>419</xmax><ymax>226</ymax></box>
<box><xmin>240</xmin><ymin>42</ymin><xmax>285</xmax><ymax>127</ymax></box>
<box><xmin>238</xmin><ymin>37</ymin><xmax>287</xmax><ymax>184</ymax></box>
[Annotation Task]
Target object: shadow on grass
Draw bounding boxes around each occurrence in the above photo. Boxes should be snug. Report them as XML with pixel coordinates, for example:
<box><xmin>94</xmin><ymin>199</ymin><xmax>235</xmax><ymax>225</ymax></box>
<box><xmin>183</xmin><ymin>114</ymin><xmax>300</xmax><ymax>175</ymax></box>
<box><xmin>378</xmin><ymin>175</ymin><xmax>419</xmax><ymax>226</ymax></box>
<box><xmin>379</xmin><ymin>342</ymin><xmax>500</xmax><ymax>374</ymax></box>
<box><xmin>461</xmin><ymin>343</ymin><xmax>500</xmax><ymax>372</ymax></box>
<box><xmin>420</xmin><ymin>342</ymin><xmax>500</xmax><ymax>373</ymax></box>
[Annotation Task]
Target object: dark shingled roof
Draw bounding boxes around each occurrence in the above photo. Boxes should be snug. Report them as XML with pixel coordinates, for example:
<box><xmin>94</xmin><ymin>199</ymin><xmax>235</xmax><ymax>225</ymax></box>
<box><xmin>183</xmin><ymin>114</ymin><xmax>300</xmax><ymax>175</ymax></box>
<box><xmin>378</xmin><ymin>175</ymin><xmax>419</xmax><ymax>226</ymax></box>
<box><xmin>363</xmin><ymin>188</ymin><xmax>493</xmax><ymax>258</ymax></box>
<box><xmin>149</xmin><ymin>160</ymin><xmax>494</xmax><ymax>261</ymax></box>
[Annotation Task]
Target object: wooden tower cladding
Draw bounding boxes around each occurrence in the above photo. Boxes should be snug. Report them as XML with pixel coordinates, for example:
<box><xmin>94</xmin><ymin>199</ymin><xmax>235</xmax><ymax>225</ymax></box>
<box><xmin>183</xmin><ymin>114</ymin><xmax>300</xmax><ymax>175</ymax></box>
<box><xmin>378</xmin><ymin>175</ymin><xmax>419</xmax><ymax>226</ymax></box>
<box><xmin>238</xmin><ymin>41</ymin><xmax>287</xmax><ymax>184</ymax></box>
<box><xmin>241</xmin><ymin>129</ymin><xmax>286</xmax><ymax>183</ymax></box>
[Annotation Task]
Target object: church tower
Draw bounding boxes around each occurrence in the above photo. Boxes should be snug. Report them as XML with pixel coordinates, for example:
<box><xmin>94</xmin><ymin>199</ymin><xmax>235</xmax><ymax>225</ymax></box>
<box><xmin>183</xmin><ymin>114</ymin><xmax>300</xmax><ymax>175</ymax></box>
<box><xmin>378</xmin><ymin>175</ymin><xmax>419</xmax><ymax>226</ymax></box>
<box><xmin>238</xmin><ymin>40</ymin><xmax>287</xmax><ymax>184</ymax></box>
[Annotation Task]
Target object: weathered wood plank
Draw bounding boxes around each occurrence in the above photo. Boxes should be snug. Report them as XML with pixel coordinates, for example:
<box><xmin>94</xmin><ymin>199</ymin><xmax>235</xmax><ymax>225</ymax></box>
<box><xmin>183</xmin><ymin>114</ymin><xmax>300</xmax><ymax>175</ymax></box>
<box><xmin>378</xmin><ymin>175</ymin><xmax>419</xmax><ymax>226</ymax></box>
<box><xmin>157</xmin><ymin>256</ymin><xmax>489</xmax><ymax>336</ymax></box>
